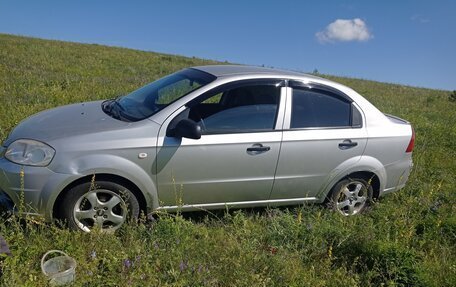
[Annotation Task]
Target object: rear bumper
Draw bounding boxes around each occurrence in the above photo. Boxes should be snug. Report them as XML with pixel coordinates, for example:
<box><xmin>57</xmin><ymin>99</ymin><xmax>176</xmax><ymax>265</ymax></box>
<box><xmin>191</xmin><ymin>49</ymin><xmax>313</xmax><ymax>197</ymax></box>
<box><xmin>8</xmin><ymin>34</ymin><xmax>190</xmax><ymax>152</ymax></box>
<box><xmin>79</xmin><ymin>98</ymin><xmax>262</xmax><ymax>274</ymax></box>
<box><xmin>379</xmin><ymin>154</ymin><xmax>413</xmax><ymax>197</ymax></box>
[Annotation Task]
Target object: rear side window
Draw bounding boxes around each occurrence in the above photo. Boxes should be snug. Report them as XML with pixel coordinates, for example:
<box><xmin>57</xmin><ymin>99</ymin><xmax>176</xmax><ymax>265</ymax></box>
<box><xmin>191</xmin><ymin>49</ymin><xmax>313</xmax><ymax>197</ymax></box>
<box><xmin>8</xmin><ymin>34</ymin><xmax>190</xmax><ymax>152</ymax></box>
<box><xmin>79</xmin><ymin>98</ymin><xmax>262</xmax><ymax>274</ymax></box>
<box><xmin>291</xmin><ymin>89</ymin><xmax>351</xmax><ymax>128</ymax></box>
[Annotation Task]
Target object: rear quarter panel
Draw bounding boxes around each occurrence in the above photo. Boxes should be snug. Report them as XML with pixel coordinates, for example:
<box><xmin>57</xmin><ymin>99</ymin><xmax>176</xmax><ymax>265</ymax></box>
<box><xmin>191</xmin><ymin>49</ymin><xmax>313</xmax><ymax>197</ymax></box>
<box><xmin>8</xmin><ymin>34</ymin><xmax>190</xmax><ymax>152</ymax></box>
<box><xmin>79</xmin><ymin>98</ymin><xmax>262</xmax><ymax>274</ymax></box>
<box><xmin>364</xmin><ymin>120</ymin><xmax>413</xmax><ymax>193</ymax></box>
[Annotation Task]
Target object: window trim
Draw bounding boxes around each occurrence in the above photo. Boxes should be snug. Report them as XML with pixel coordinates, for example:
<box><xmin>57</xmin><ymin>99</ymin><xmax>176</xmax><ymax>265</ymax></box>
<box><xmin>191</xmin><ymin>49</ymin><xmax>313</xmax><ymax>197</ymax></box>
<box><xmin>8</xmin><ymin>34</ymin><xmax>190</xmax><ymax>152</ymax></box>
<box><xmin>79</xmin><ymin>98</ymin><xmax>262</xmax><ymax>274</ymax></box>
<box><xmin>289</xmin><ymin>80</ymin><xmax>353</xmax><ymax>103</ymax></box>
<box><xmin>187</xmin><ymin>79</ymin><xmax>286</xmax><ymax>108</ymax></box>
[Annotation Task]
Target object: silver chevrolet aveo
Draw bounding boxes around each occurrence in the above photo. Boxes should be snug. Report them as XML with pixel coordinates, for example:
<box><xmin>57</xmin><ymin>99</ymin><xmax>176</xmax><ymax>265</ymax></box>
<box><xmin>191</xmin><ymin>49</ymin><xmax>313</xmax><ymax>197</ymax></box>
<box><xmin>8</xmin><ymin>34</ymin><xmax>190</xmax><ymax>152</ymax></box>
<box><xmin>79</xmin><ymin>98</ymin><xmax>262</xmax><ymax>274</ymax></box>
<box><xmin>0</xmin><ymin>65</ymin><xmax>414</xmax><ymax>232</ymax></box>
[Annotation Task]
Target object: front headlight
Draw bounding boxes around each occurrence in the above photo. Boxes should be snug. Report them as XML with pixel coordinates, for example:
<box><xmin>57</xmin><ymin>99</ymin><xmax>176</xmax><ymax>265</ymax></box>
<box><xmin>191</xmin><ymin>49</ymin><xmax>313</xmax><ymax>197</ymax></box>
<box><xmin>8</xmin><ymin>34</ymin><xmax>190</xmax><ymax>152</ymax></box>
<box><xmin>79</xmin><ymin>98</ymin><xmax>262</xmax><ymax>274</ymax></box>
<box><xmin>5</xmin><ymin>139</ymin><xmax>55</xmax><ymax>167</ymax></box>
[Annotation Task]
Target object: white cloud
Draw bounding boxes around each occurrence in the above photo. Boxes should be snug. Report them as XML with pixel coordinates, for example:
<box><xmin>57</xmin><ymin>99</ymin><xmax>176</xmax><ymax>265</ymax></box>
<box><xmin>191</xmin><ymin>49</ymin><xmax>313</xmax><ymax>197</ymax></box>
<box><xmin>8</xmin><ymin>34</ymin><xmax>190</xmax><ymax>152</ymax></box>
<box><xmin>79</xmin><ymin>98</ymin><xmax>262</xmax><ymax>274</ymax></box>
<box><xmin>411</xmin><ymin>14</ymin><xmax>430</xmax><ymax>24</ymax></box>
<box><xmin>316</xmin><ymin>18</ymin><xmax>373</xmax><ymax>44</ymax></box>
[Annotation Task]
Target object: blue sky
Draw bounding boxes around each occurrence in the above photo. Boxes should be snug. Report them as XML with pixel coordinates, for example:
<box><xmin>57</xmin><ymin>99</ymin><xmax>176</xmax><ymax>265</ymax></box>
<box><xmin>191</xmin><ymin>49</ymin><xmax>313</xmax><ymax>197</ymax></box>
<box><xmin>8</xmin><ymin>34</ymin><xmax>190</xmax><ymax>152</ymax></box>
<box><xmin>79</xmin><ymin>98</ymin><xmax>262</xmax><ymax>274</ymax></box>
<box><xmin>0</xmin><ymin>0</ymin><xmax>455</xmax><ymax>90</ymax></box>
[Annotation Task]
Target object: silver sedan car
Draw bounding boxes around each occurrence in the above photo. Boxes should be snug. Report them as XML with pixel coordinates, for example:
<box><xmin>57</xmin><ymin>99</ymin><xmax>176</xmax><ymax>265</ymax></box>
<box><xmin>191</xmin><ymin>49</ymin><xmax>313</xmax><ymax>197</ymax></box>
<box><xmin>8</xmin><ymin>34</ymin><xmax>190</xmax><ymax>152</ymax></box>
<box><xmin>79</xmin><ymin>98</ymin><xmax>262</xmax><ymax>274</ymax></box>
<box><xmin>0</xmin><ymin>65</ymin><xmax>414</xmax><ymax>232</ymax></box>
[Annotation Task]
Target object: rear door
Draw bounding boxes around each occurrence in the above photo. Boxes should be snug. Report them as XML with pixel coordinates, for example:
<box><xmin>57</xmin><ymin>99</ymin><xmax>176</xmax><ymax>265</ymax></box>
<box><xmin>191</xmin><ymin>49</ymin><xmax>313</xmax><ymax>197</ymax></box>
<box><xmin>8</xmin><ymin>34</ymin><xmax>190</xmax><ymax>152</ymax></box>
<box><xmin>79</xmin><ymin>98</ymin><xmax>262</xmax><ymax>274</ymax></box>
<box><xmin>271</xmin><ymin>81</ymin><xmax>367</xmax><ymax>200</ymax></box>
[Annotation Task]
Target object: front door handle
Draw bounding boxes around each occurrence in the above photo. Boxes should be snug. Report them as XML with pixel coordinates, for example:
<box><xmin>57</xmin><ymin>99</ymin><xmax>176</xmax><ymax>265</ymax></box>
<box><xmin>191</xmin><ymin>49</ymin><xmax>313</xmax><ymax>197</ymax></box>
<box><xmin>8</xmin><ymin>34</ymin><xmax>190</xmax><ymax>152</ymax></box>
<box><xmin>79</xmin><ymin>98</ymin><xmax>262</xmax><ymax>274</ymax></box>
<box><xmin>247</xmin><ymin>143</ymin><xmax>271</xmax><ymax>154</ymax></box>
<box><xmin>338</xmin><ymin>139</ymin><xmax>358</xmax><ymax>150</ymax></box>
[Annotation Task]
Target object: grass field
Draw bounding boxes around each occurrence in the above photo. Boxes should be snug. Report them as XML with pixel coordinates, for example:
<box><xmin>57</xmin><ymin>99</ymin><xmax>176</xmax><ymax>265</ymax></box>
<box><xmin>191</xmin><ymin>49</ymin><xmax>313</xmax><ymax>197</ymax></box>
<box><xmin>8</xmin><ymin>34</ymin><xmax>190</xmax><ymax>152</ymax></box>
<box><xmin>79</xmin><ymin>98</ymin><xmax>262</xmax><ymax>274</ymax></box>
<box><xmin>0</xmin><ymin>33</ymin><xmax>455</xmax><ymax>286</ymax></box>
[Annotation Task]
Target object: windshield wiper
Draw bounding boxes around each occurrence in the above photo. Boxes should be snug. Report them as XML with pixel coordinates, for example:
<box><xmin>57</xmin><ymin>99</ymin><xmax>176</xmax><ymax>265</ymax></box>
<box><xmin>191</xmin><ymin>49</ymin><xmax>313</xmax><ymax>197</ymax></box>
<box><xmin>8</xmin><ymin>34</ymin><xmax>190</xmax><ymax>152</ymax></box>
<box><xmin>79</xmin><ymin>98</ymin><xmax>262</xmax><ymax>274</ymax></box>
<box><xmin>102</xmin><ymin>98</ymin><xmax>131</xmax><ymax>121</ymax></box>
<box><xmin>102</xmin><ymin>99</ymin><xmax>113</xmax><ymax>114</ymax></box>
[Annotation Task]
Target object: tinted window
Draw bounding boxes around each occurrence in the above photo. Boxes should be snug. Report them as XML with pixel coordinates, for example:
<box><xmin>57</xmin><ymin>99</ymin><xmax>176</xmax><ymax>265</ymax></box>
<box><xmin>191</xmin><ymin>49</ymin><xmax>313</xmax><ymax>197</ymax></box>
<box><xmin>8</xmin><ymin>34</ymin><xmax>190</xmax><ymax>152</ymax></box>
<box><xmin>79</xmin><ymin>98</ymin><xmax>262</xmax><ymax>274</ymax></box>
<box><xmin>291</xmin><ymin>89</ymin><xmax>351</xmax><ymax>128</ymax></box>
<box><xmin>202</xmin><ymin>105</ymin><xmax>277</xmax><ymax>132</ymax></box>
<box><xmin>187</xmin><ymin>84</ymin><xmax>280</xmax><ymax>134</ymax></box>
<box><xmin>352</xmin><ymin>105</ymin><xmax>363</xmax><ymax>127</ymax></box>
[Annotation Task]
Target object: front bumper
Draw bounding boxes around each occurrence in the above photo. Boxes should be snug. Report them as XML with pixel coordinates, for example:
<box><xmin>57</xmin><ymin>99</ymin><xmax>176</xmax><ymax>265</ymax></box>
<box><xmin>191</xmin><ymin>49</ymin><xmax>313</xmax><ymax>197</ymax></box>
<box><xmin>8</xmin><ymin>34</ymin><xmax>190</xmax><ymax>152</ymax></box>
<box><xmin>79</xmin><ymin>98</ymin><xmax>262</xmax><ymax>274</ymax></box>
<box><xmin>0</xmin><ymin>157</ymin><xmax>80</xmax><ymax>221</ymax></box>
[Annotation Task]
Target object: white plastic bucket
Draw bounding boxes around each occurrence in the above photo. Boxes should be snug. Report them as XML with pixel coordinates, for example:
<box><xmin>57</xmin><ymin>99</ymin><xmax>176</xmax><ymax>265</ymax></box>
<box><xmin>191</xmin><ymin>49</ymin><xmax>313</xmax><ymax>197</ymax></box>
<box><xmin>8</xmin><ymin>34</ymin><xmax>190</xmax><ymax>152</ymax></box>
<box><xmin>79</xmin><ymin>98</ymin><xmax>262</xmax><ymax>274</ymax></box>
<box><xmin>41</xmin><ymin>250</ymin><xmax>77</xmax><ymax>286</ymax></box>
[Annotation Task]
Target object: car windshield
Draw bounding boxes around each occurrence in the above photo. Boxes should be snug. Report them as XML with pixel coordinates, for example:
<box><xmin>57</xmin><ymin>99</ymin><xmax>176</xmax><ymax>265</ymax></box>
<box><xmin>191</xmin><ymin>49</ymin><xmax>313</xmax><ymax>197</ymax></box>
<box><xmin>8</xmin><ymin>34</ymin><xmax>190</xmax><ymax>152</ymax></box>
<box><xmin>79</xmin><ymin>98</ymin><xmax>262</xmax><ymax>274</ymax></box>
<box><xmin>103</xmin><ymin>68</ymin><xmax>216</xmax><ymax>121</ymax></box>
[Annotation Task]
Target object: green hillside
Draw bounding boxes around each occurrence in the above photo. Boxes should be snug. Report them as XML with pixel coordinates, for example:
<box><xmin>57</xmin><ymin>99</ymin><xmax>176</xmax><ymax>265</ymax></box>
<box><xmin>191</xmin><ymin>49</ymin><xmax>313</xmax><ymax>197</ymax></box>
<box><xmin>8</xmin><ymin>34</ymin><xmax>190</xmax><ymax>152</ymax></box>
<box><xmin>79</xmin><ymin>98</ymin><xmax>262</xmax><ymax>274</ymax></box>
<box><xmin>0</xmin><ymin>33</ymin><xmax>455</xmax><ymax>286</ymax></box>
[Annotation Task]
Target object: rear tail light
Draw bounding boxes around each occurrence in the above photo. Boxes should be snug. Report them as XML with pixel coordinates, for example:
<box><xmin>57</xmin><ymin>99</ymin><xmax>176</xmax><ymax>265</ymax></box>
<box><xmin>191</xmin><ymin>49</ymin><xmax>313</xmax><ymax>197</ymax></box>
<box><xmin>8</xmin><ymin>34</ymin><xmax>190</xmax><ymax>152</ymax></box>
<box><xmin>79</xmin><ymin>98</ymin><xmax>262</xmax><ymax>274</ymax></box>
<box><xmin>406</xmin><ymin>127</ymin><xmax>415</xmax><ymax>153</ymax></box>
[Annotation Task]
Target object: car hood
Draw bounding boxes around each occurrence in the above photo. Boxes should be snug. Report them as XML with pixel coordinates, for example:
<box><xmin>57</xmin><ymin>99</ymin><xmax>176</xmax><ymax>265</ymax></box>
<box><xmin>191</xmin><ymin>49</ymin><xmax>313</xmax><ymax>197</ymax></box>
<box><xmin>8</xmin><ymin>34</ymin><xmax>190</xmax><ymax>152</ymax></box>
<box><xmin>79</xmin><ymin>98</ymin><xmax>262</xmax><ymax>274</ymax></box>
<box><xmin>3</xmin><ymin>101</ymin><xmax>132</xmax><ymax>146</ymax></box>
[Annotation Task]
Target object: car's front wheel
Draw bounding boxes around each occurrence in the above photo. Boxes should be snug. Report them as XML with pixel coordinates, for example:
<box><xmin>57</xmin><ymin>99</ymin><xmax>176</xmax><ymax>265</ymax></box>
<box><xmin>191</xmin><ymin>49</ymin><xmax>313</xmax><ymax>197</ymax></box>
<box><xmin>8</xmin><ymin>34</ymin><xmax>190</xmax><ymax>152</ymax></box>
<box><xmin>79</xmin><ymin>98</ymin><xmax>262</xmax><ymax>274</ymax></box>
<box><xmin>61</xmin><ymin>181</ymin><xmax>140</xmax><ymax>232</ymax></box>
<box><xmin>328</xmin><ymin>177</ymin><xmax>373</xmax><ymax>216</ymax></box>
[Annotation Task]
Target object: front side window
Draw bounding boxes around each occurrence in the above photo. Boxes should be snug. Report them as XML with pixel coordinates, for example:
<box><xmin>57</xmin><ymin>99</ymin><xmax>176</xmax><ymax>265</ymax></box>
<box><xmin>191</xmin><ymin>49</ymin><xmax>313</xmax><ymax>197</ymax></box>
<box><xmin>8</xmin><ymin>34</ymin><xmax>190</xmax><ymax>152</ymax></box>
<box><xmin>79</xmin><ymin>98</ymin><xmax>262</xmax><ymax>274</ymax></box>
<box><xmin>103</xmin><ymin>68</ymin><xmax>216</xmax><ymax>121</ymax></box>
<box><xmin>291</xmin><ymin>88</ymin><xmax>352</xmax><ymax>128</ymax></box>
<box><xmin>177</xmin><ymin>81</ymin><xmax>282</xmax><ymax>134</ymax></box>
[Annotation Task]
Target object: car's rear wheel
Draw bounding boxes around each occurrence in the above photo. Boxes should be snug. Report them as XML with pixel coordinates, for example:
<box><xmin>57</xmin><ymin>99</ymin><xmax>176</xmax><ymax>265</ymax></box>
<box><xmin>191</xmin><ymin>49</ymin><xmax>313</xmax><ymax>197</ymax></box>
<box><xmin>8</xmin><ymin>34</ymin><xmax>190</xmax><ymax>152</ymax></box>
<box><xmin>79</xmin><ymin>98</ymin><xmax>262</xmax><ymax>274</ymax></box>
<box><xmin>61</xmin><ymin>181</ymin><xmax>140</xmax><ymax>232</ymax></box>
<box><xmin>328</xmin><ymin>177</ymin><xmax>373</xmax><ymax>216</ymax></box>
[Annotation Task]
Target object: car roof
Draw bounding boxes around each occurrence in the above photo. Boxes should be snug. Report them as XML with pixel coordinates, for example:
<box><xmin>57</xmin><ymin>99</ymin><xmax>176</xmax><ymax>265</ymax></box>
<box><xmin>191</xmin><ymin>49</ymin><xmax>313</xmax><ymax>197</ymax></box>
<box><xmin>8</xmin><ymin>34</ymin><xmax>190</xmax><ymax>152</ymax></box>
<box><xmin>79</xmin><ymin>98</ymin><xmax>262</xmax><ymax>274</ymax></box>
<box><xmin>153</xmin><ymin>65</ymin><xmax>388</xmax><ymax>127</ymax></box>
<box><xmin>193</xmin><ymin>65</ymin><xmax>323</xmax><ymax>80</ymax></box>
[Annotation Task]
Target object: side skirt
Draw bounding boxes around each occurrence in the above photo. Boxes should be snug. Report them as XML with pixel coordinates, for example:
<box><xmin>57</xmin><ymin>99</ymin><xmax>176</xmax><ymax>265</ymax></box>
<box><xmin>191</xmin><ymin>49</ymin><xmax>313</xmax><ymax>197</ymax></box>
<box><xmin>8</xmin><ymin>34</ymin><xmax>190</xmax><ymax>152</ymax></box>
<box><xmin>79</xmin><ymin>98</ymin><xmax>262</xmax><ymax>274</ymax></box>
<box><xmin>156</xmin><ymin>197</ymin><xmax>319</xmax><ymax>212</ymax></box>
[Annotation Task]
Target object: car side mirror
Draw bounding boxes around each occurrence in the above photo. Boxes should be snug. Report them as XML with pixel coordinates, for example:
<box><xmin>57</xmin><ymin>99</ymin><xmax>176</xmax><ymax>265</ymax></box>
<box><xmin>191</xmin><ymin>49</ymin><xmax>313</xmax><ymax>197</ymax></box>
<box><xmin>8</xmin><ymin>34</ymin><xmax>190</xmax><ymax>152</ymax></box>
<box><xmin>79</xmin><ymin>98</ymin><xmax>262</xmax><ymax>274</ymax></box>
<box><xmin>167</xmin><ymin>119</ymin><xmax>202</xmax><ymax>139</ymax></box>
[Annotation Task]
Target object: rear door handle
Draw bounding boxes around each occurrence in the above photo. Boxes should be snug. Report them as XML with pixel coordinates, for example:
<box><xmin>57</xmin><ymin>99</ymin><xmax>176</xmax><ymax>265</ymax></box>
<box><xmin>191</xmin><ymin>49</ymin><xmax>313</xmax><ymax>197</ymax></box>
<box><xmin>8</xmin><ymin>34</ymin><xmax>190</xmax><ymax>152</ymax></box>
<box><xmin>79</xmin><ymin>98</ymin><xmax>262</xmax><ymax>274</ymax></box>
<box><xmin>247</xmin><ymin>143</ymin><xmax>271</xmax><ymax>154</ymax></box>
<box><xmin>338</xmin><ymin>139</ymin><xmax>358</xmax><ymax>150</ymax></box>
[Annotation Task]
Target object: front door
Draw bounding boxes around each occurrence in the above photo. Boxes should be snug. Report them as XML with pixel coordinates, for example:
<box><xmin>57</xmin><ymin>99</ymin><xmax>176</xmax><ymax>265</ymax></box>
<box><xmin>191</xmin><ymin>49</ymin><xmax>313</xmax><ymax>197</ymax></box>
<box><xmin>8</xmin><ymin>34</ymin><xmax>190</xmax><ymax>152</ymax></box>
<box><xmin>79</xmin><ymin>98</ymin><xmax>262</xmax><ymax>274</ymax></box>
<box><xmin>156</xmin><ymin>80</ymin><xmax>286</xmax><ymax>208</ymax></box>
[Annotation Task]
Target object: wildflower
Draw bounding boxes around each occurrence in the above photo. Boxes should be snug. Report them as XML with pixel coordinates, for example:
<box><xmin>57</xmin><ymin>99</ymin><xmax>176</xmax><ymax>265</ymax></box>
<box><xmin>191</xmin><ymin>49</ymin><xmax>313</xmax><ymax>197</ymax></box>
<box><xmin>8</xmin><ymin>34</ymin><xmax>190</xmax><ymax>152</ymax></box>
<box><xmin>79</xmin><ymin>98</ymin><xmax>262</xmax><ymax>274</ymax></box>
<box><xmin>327</xmin><ymin>244</ymin><xmax>333</xmax><ymax>259</ymax></box>
<box><xmin>430</xmin><ymin>200</ymin><xmax>442</xmax><ymax>213</ymax></box>
<box><xmin>90</xmin><ymin>250</ymin><xmax>96</xmax><ymax>259</ymax></box>
<box><xmin>269</xmin><ymin>246</ymin><xmax>278</xmax><ymax>255</ymax></box>
<box><xmin>0</xmin><ymin>235</ymin><xmax>11</xmax><ymax>256</ymax></box>
<box><xmin>123</xmin><ymin>258</ymin><xmax>132</xmax><ymax>269</ymax></box>
<box><xmin>179</xmin><ymin>260</ymin><xmax>187</xmax><ymax>272</ymax></box>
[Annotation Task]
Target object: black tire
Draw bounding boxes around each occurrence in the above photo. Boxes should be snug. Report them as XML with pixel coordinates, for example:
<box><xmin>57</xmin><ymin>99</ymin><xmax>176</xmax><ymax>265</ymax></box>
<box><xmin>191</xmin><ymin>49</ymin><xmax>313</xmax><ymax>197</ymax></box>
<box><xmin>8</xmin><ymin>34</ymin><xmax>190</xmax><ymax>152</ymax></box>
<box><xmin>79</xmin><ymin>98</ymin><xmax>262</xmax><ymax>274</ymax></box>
<box><xmin>328</xmin><ymin>177</ymin><xmax>373</xmax><ymax>216</ymax></box>
<box><xmin>60</xmin><ymin>180</ymin><xmax>140</xmax><ymax>232</ymax></box>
